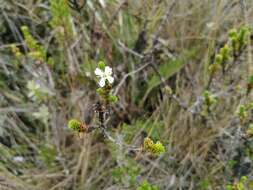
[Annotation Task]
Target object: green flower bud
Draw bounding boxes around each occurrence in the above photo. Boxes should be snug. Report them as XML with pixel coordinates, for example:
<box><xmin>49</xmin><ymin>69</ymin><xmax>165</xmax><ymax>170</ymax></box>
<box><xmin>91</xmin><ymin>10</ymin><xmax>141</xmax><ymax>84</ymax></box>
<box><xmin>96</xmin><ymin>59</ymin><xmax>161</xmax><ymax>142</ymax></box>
<box><xmin>203</xmin><ymin>90</ymin><xmax>210</xmax><ymax>98</ymax></box>
<box><xmin>221</xmin><ymin>44</ymin><xmax>230</xmax><ymax>54</ymax></box>
<box><xmin>228</xmin><ymin>29</ymin><xmax>237</xmax><ymax>39</ymax></box>
<box><xmin>238</xmin><ymin>26</ymin><xmax>250</xmax><ymax>50</ymax></box>
<box><xmin>231</xmin><ymin>36</ymin><xmax>238</xmax><ymax>52</ymax></box>
<box><xmin>220</xmin><ymin>44</ymin><xmax>230</xmax><ymax>61</ymax></box>
<box><xmin>215</xmin><ymin>54</ymin><xmax>223</xmax><ymax>65</ymax></box>
<box><xmin>11</xmin><ymin>44</ymin><xmax>22</xmax><ymax>59</ymax></box>
<box><xmin>98</xmin><ymin>61</ymin><xmax>106</xmax><ymax>70</ymax></box>
<box><xmin>21</xmin><ymin>25</ymin><xmax>29</xmax><ymax>35</ymax></box>
<box><xmin>203</xmin><ymin>90</ymin><xmax>216</xmax><ymax>106</ymax></box>
<box><xmin>28</xmin><ymin>51</ymin><xmax>43</xmax><ymax>61</ymax></box>
<box><xmin>239</xmin><ymin>27</ymin><xmax>249</xmax><ymax>40</ymax></box>
<box><xmin>208</xmin><ymin>63</ymin><xmax>221</xmax><ymax>74</ymax></box>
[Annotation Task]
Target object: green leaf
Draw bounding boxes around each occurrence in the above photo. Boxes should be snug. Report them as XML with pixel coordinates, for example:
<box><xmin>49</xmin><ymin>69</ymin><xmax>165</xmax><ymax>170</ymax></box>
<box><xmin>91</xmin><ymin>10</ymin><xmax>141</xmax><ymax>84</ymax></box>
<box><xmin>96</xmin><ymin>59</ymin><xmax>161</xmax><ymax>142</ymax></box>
<box><xmin>141</xmin><ymin>49</ymin><xmax>197</xmax><ymax>104</ymax></box>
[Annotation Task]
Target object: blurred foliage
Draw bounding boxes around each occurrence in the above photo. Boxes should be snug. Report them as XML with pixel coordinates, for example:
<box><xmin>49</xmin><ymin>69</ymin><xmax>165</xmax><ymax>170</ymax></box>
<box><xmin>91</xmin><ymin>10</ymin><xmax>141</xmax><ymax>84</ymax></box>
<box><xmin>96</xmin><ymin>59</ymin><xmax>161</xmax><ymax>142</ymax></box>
<box><xmin>137</xmin><ymin>180</ymin><xmax>159</xmax><ymax>190</ymax></box>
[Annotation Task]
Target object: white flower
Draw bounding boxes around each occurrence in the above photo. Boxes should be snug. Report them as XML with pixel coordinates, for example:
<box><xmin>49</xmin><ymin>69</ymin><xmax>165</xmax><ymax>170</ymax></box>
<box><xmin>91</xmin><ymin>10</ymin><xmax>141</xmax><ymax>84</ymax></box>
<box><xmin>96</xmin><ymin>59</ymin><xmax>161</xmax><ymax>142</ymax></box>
<box><xmin>33</xmin><ymin>104</ymin><xmax>49</xmax><ymax>124</ymax></box>
<box><xmin>13</xmin><ymin>156</ymin><xmax>24</xmax><ymax>163</ymax></box>
<box><xmin>27</xmin><ymin>80</ymin><xmax>40</xmax><ymax>98</ymax></box>
<box><xmin>94</xmin><ymin>66</ymin><xmax>114</xmax><ymax>87</ymax></box>
<box><xmin>27</xmin><ymin>80</ymin><xmax>53</xmax><ymax>100</ymax></box>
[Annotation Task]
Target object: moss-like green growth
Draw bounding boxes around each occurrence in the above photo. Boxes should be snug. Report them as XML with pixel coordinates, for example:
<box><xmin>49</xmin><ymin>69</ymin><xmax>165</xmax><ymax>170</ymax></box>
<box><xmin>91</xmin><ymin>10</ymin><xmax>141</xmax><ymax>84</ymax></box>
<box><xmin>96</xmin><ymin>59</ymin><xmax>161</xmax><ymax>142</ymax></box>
<box><xmin>68</xmin><ymin>119</ymin><xmax>81</xmax><ymax>132</ymax></box>
<box><xmin>153</xmin><ymin>141</ymin><xmax>165</xmax><ymax>155</ymax></box>
<box><xmin>143</xmin><ymin>137</ymin><xmax>165</xmax><ymax>155</ymax></box>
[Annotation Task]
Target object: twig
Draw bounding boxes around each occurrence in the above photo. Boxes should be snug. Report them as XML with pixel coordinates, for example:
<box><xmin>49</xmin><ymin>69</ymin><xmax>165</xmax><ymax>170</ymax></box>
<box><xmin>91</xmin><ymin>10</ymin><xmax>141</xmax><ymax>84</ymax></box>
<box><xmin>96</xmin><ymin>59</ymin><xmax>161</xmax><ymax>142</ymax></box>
<box><xmin>102</xmin><ymin>129</ymin><xmax>141</xmax><ymax>151</ymax></box>
<box><xmin>91</xmin><ymin>101</ymin><xmax>141</xmax><ymax>152</ymax></box>
<box><xmin>108</xmin><ymin>0</ymin><xmax>128</xmax><ymax>28</ymax></box>
<box><xmin>151</xmin><ymin>0</ymin><xmax>177</xmax><ymax>50</ymax></box>
<box><xmin>118</xmin><ymin>40</ymin><xmax>144</xmax><ymax>58</ymax></box>
<box><xmin>113</xmin><ymin>62</ymin><xmax>150</xmax><ymax>96</ymax></box>
<box><xmin>189</xmin><ymin>83</ymin><xmax>236</xmax><ymax>114</ymax></box>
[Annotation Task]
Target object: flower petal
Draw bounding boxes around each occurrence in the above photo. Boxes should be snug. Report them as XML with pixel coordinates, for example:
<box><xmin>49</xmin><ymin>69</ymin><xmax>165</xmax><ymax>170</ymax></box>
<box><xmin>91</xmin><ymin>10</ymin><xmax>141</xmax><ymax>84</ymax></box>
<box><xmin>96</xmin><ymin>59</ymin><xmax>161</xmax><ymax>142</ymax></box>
<box><xmin>104</xmin><ymin>66</ymin><xmax>112</xmax><ymax>75</ymax></box>
<box><xmin>99</xmin><ymin>78</ymin><xmax>106</xmax><ymax>87</ymax></box>
<box><xmin>107</xmin><ymin>76</ymin><xmax>114</xmax><ymax>84</ymax></box>
<box><xmin>95</xmin><ymin>68</ymin><xmax>103</xmax><ymax>76</ymax></box>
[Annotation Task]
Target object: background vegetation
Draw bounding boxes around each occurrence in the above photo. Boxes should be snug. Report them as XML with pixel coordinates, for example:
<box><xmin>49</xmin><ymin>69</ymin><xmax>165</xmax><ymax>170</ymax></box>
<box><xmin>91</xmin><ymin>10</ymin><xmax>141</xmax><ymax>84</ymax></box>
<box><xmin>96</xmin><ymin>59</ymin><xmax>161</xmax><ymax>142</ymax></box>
<box><xmin>0</xmin><ymin>0</ymin><xmax>253</xmax><ymax>189</ymax></box>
